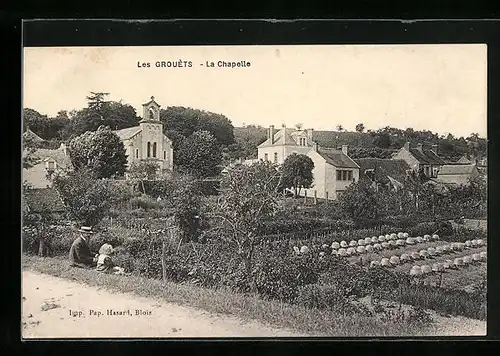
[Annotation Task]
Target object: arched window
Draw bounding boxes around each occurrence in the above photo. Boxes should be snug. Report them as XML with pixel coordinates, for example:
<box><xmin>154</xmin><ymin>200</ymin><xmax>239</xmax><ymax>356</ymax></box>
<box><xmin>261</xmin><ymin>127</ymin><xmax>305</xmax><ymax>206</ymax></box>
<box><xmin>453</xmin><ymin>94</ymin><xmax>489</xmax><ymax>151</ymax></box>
<box><xmin>149</xmin><ymin>108</ymin><xmax>155</xmax><ymax>120</ymax></box>
<box><xmin>136</xmin><ymin>149</ymin><xmax>139</xmax><ymax>159</ymax></box>
<box><xmin>153</xmin><ymin>142</ymin><xmax>157</xmax><ymax>158</ymax></box>
<box><xmin>147</xmin><ymin>142</ymin><xmax>151</xmax><ymax>157</ymax></box>
<box><xmin>163</xmin><ymin>151</ymin><xmax>166</xmax><ymax>160</ymax></box>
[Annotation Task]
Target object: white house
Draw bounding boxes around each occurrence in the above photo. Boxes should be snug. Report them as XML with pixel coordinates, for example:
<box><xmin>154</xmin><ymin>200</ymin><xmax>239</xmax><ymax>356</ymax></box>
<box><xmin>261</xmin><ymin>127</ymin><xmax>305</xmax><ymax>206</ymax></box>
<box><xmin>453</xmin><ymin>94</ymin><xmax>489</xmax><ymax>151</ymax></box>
<box><xmin>305</xmin><ymin>143</ymin><xmax>360</xmax><ymax>200</ymax></box>
<box><xmin>257</xmin><ymin>125</ymin><xmax>315</xmax><ymax>164</ymax></box>
<box><xmin>392</xmin><ymin>142</ymin><xmax>447</xmax><ymax>178</ymax></box>
<box><xmin>23</xmin><ymin>143</ymin><xmax>72</xmax><ymax>188</ymax></box>
<box><xmin>114</xmin><ymin>96</ymin><xmax>174</xmax><ymax>173</ymax></box>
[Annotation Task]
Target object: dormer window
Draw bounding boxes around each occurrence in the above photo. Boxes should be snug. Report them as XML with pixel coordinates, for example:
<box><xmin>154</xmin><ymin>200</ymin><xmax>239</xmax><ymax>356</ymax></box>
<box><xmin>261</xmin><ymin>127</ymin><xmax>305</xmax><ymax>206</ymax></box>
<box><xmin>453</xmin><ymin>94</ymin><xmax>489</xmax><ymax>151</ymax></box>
<box><xmin>46</xmin><ymin>160</ymin><xmax>55</xmax><ymax>171</ymax></box>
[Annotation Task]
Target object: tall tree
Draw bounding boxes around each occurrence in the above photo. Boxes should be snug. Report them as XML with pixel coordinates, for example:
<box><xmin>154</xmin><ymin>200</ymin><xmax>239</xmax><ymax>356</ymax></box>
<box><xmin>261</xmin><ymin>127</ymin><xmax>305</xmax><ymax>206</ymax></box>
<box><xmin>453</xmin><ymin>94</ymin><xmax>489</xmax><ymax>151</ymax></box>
<box><xmin>160</xmin><ymin>106</ymin><xmax>235</xmax><ymax>147</ymax></box>
<box><xmin>336</xmin><ymin>124</ymin><xmax>344</xmax><ymax>132</ymax></box>
<box><xmin>207</xmin><ymin>161</ymin><xmax>282</xmax><ymax>291</ymax></box>
<box><xmin>68</xmin><ymin>126</ymin><xmax>128</xmax><ymax>179</ymax></box>
<box><xmin>176</xmin><ymin>130</ymin><xmax>223</xmax><ymax>178</ymax></box>
<box><xmin>355</xmin><ymin>123</ymin><xmax>365</xmax><ymax>133</ymax></box>
<box><xmin>279</xmin><ymin>153</ymin><xmax>315</xmax><ymax>196</ymax></box>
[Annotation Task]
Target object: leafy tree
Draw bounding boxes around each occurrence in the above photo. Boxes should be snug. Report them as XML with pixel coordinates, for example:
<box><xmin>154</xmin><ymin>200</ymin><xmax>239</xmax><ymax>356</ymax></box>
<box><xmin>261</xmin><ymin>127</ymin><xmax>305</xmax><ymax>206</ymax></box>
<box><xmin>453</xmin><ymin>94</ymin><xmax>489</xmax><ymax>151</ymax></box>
<box><xmin>295</xmin><ymin>123</ymin><xmax>303</xmax><ymax>130</ymax></box>
<box><xmin>336</xmin><ymin>124</ymin><xmax>344</xmax><ymax>132</ymax></box>
<box><xmin>53</xmin><ymin>168</ymin><xmax>112</xmax><ymax>226</ymax></box>
<box><xmin>22</xmin><ymin>136</ymin><xmax>39</xmax><ymax>169</ymax></box>
<box><xmin>373</xmin><ymin>132</ymin><xmax>391</xmax><ymax>149</ymax></box>
<box><xmin>128</xmin><ymin>160</ymin><xmax>159</xmax><ymax>194</ymax></box>
<box><xmin>279</xmin><ymin>153</ymin><xmax>315</xmax><ymax>196</ymax></box>
<box><xmin>60</xmin><ymin>93</ymin><xmax>140</xmax><ymax>139</ymax></box>
<box><xmin>23</xmin><ymin>108</ymin><xmax>69</xmax><ymax>140</ymax></box>
<box><xmin>338</xmin><ymin>180</ymin><xmax>379</xmax><ymax>226</ymax></box>
<box><xmin>355</xmin><ymin>123</ymin><xmax>365</xmax><ymax>133</ymax></box>
<box><xmin>68</xmin><ymin>125</ymin><xmax>128</xmax><ymax>179</ymax></box>
<box><xmin>176</xmin><ymin>130</ymin><xmax>222</xmax><ymax>178</ymax></box>
<box><xmin>160</xmin><ymin>106</ymin><xmax>235</xmax><ymax>147</ymax></box>
<box><xmin>230</xmin><ymin>125</ymin><xmax>267</xmax><ymax>159</ymax></box>
<box><xmin>207</xmin><ymin>161</ymin><xmax>282</xmax><ymax>291</ymax></box>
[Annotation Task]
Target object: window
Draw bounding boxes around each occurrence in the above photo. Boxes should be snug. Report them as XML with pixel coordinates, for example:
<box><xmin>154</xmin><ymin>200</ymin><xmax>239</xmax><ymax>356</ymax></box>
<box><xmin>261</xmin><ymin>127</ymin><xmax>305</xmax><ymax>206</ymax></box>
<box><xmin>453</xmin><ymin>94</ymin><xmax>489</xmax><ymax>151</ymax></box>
<box><xmin>336</xmin><ymin>169</ymin><xmax>354</xmax><ymax>181</ymax></box>
<box><xmin>164</xmin><ymin>151</ymin><xmax>166</xmax><ymax>160</ymax></box>
<box><xmin>274</xmin><ymin>152</ymin><xmax>278</xmax><ymax>163</ymax></box>
<box><xmin>149</xmin><ymin>108</ymin><xmax>155</xmax><ymax>120</ymax></box>
<box><xmin>264</xmin><ymin>153</ymin><xmax>268</xmax><ymax>161</ymax></box>
<box><xmin>136</xmin><ymin>149</ymin><xmax>139</xmax><ymax>159</ymax></box>
<box><xmin>47</xmin><ymin>161</ymin><xmax>55</xmax><ymax>170</ymax></box>
<box><xmin>147</xmin><ymin>142</ymin><xmax>151</xmax><ymax>157</ymax></box>
<box><xmin>299</xmin><ymin>137</ymin><xmax>306</xmax><ymax>146</ymax></box>
<box><xmin>153</xmin><ymin>142</ymin><xmax>157</xmax><ymax>158</ymax></box>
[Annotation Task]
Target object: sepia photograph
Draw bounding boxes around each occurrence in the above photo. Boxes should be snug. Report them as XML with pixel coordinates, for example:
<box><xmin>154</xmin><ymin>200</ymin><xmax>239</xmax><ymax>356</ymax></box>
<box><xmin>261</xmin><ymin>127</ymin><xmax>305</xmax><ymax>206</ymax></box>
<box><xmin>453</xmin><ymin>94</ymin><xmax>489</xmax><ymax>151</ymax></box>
<box><xmin>21</xmin><ymin>43</ymin><xmax>487</xmax><ymax>338</ymax></box>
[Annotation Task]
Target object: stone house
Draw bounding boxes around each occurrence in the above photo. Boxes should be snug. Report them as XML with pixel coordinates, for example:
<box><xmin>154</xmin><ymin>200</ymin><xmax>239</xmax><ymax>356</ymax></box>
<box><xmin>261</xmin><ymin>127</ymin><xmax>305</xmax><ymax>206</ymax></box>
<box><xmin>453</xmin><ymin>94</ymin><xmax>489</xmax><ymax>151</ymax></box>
<box><xmin>392</xmin><ymin>142</ymin><xmax>447</xmax><ymax>178</ymax></box>
<box><xmin>354</xmin><ymin>158</ymin><xmax>411</xmax><ymax>192</ymax></box>
<box><xmin>114</xmin><ymin>96</ymin><xmax>174</xmax><ymax>174</ymax></box>
<box><xmin>304</xmin><ymin>144</ymin><xmax>360</xmax><ymax>200</ymax></box>
<box><xmin>23</xmin><ymin>143</ymin><xmax>72</xmax><ymax>188</ymax></box>
<box><xmin>435</xmin><ymin>164</ymin><xmax>480</xmax><ymax>186</ymax></box>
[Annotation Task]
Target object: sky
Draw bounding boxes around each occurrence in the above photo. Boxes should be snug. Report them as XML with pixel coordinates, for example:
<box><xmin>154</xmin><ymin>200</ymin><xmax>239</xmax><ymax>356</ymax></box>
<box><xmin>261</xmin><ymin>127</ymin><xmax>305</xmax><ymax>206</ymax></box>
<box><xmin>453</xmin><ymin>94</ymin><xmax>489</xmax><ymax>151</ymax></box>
<box><xmin>23</xmin><ymin>44</ymin><xmax>487</xmax><ymax>138</ymax></box>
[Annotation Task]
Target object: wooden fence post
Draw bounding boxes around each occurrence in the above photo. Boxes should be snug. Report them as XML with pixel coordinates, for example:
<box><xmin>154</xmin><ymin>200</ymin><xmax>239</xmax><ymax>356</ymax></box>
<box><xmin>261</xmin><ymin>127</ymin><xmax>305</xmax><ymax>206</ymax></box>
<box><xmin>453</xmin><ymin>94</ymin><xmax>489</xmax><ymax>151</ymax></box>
<box><xmin>304</xmin><ymin>190</ymin><xmax>307</xmax><ymax>205</ymax></box>
<box><xmin>314</xmin><ymin>190</ymin><xmax>318</xmax><ymax>205</ymax></box>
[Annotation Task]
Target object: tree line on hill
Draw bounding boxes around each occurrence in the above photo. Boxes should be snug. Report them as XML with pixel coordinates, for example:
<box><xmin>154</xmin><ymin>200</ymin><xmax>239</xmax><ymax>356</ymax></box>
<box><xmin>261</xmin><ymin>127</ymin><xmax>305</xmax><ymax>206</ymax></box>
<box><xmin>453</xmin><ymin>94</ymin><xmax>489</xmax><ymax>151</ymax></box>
<box><xmin>24</xmin><ymin>92</ymin><xmax>487</xmax><ymax>172</ymax></box>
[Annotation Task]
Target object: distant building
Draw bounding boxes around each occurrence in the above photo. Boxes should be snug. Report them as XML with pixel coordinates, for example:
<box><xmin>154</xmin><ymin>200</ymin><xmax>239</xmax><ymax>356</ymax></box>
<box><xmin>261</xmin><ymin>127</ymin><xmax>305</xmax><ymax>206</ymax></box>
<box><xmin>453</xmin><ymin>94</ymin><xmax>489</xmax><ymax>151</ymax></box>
<box><xmin>23</xmin><ymin>143</ymin><xmax>72</xmax><ymax>188</ymax></box>
<box><xmin>23</xmin><ymin>127</ymin><xmax>46</xmax><ymax>145</ymax></box>
<box><xmin>435</xmin><ymin>164</ymin><xmax>480</xmax><ymax>186</ymax></box>
<box><xmin>354</xmin><ymin>158</ymin><xmax>411</xmax><ymax>191</ymax></box>
<box><xmin>392</xmin><ymin>142</ymin><xmax>447</xmax><ymax>178</ymax></box>
<box><xmin>113</xmin><ymin>96</ymin><xmax>174</xmax><ymax>174</ymax></box>
<box><xmin>257</xmin><ymin>125</ymin><xmax>315</xmax><ymax>164</ymax></box>
<box><xmin>305</xmin><ymin>144</ymin><xmax>360</xmax><ymax>200</ymax></box>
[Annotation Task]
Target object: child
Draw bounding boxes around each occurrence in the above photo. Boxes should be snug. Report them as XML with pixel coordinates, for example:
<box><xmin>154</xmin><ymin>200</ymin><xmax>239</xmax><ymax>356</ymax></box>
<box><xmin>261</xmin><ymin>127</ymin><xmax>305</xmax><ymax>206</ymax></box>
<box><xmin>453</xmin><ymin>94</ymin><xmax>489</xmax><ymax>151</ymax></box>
<box><xmin>96</xmin><ymin>243</ymin><xmax>127</xmax><ymax>275</ymax></box>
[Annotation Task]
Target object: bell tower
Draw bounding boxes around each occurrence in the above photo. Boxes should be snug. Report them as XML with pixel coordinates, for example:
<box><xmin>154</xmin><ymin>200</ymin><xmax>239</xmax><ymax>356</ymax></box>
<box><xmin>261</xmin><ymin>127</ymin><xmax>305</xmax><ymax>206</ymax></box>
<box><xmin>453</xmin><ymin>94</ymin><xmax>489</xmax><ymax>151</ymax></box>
<box><xmin>140</xmin><ymin>96</ymin><xmax>164</xmax><ymax>165</ymax></box>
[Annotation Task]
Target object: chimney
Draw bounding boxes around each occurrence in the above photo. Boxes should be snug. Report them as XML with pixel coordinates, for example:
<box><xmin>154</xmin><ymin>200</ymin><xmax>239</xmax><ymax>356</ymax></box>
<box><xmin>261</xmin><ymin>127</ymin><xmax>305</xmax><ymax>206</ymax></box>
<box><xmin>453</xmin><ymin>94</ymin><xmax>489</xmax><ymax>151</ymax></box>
<box><xmin>282</xmin><ymin>124</ymin><xmax>286</xmax><ymax>145</ymax></box>
<box><xmin>404</xmin><ymin>142</ymin><xmax>410</xmax><ymax>151</ymax></box>
<box><xmin>417</xmin><ymin>143</ymin><xmax>423</xmax><ymax>152</ymax></box>
<box><xmin>268</xmin><ymin>125</ymin><xmax>275</xmax><ymax>142</ymax></box>
<box><xmin>342</xmin><ymin>145</ymin><xmax>348</xmax><ymax>156</ymax></box>
<box><xmin>431</xmin><ymin>144</ymin><xmax>438</xmax><ymax>154</ymax></box>
<box><xmin>307</xmin><ymin>128</ymin><xmax>313</xmax><ymax>142</ymax></box>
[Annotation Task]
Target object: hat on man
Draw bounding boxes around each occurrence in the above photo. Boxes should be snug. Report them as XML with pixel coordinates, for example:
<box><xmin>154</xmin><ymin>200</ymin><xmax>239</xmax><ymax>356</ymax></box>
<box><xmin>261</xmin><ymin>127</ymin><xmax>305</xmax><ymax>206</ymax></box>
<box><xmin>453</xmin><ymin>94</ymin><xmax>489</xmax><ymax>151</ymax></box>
<box><xmin>78</xmin><ymin>226</ymin><xmax>94</xmax><ymax>234</ymax></box>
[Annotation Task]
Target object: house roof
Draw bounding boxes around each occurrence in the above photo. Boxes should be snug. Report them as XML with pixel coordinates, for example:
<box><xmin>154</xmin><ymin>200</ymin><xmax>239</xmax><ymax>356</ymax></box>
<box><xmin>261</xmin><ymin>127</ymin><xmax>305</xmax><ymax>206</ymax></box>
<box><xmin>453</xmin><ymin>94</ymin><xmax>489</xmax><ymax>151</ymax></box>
<box><xmin>317</xmin><ymin>148</ymin><xmax>359</xmax><ymax>169</ymax></box>
<box><xmin>23</xmin><ymin>128</ymin><xmax>46</xmax><ymax>143</ymax></box>
<box><xmin>258</xmin><ymin>128</ymin><xmax>307</xmax><ymax>147</ymax></box>
<box><xmin>438</xmin><ymin>164</ymin><xmax>477</xmax><ymax>175</ymax></box>
<box><xmin>24</xmin><ymin>188</ymin><xmax>66</xmax><ymax>213</ymax></box>
<box><xmin>114</xmin><ymin>126</ymin><xmax>142</xmax><ymax>140</ymax></box>
<box><xmin>456</xmin><ymin>155</ymin><xmax>472</xmax><ymax>164</ymax></box>
<box><xmin>408</xmin><ymin>148</ymin><xmax>447</xmax><ymax>165</ymax></box>
<box><xmin>354</xmin><ymin>158</ymin><xmax>411</xmax><ymax>184</ymax></box>
<box><xmin>31</xmin><ymin>147</ymin><xmax>72</xmax><ymax>169</ymax></box>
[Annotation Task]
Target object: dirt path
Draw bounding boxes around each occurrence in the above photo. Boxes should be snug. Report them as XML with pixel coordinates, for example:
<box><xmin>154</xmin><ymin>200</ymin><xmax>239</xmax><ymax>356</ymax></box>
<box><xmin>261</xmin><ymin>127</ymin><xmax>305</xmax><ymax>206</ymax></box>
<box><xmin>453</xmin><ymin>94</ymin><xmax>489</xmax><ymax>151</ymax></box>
<box><xmin>21</xmin><ymin>271</ymin><xmax>303</xmax><ymax>338</ymax></box>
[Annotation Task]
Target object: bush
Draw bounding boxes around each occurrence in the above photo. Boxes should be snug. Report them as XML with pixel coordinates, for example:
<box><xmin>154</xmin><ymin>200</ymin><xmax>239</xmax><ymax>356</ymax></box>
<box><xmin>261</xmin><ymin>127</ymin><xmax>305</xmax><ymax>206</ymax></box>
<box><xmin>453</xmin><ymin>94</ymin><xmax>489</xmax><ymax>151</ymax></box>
<box><xmin>296</xmin><ymin>283</ymin><xmax>357</xmax><ymax>314</ymax></box>
<box><xmin>128</xmin><ymin>195</ymin><xmax>162</xmax><ymax>210</ymax></box>
<box><xmin>449</xmin><ymin>226</ymin><xmax>487</xmax><ymax>243</ymax></box>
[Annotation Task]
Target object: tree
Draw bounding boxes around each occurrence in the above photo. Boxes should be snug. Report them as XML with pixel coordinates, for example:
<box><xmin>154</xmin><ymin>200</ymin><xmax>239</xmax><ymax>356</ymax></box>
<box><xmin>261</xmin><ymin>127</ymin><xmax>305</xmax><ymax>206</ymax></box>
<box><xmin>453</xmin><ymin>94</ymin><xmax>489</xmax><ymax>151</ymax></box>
<box><xmin>176</xmin><ymin>130</ymin><xmax>223</xmax><ymax>178</ymax></box>
<box><xmin>279</xmin><ymin>153</ymin><xmax>315</xmax><ymax>196</ymax></box>
<box><xmin>338</xmin><ymin>180</ymin><xmax>379</xmax><ymax>226</ymax></box>
<box><xmin>160</xmin><ymin>106</ymin><xmax>235</xmax><ymax>147</ymax></box>
<box><xmin>128</xmin><ymin>160</ymin><xmax>159</xmax><ymax>194</ymax></box>
<box><xmin>207</xmin><ymin>161</ymin><xmax>282</xmax><ymax>291</ymax></box>
<box><xmin>53</xmin><ymin>168</ymin><xmax>112</xmax><ymax>226</ymax></box>
<box><xmin>295</xmin><ymin>123</ymin><xmax>303</xmax><ymax>130</ymax></box>
<box><xmin>86</xmin><ymin>92</ymin><xmax>110</xmax><ymax>111</ymax></box>
<box><xmin>68</xmin><ymin>125</ymin><xmax>128</xmax><ymax>179</ymax></box>
<box><xmin>336</xmin><ymin>124</ymin><xmax>344</xmax><ymax>132</ymax></box>
<box><xmin>355</xmin><ymin>123</ymin><xmax>365</xmax><ymax>133</ymax></box>
<box><xmin>22</xmin><ymin>136</ymin><xmax>39</xmax><ymax>169</ymax></box>
<box><xmin>373</xmin><ymin>132</ymin><xmax>391</xmax><ymax>149</ymax></box>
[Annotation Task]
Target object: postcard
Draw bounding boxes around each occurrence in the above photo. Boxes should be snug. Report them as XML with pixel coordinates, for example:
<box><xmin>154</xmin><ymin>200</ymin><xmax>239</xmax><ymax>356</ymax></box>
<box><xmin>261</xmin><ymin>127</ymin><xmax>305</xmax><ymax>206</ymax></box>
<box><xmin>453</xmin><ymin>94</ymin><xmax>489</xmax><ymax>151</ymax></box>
<box><xmin>21</xmin><ymin>30</ymin><xmax>487</xmax><ymax>339</ymax></box>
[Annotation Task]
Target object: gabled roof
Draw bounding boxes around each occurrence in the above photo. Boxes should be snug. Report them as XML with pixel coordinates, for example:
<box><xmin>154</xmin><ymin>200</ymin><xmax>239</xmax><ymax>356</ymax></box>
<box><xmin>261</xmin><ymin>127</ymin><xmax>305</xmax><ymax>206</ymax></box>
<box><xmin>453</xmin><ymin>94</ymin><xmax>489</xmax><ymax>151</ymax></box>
<box><xmin>438</xmin><ymin>164</ymin><xmax>478</xmax><ymax>175</ymax></box>
<box><xmin>408</xmin><ymin>148</ymin><xmax>447</xmax><ymax>165</ymax></box>
<box><xmin>31</xmin><ymin>147</ymin><xmax>72</xmax><ymax>169</ymax></box>
<box><xmin>24</xmin><ymin>188</ymin><xmax>66</xmax><ymax>213</ymax></box>
<box><xmin>354</xmin><ymin>158</ymin><xmax>411</xmax><ymax>184</ymax></box>
<box><xmin>142</xmin><ymin>96</ymin><xmax>161</xmax><ymax>107</ymax></box>
<box><xmin>114</xmin><ymin>126</ymin><xmax>142</xmax><ymax>140</ymax></box>
<box><xmin>23</xmin><ymin>128</ymin><xmax>46</xmax><ymax>143</ymax></box>
<box><xmin>456</xmin><ymin>155</ymin><xmax>472</xmax><ymax>164</ymax></box>
<box><xmin>317</xmin><ymin>148</ymin><xmax>359</xmax><ymax>169</ymax></box>
<box><xmin>258</xmin><ymin>128</ymin><xmax>307</xmax><ymax>147</ymax></box>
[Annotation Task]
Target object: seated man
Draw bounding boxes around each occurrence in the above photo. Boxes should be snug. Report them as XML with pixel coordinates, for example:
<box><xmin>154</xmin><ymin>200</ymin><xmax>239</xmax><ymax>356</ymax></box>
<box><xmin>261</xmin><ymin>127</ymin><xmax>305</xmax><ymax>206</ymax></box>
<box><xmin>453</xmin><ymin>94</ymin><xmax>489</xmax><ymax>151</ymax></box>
<box><xmin>69</xmin><ymin>226</ymin><xmax>98</xmax><ymax>268</ymax></box>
